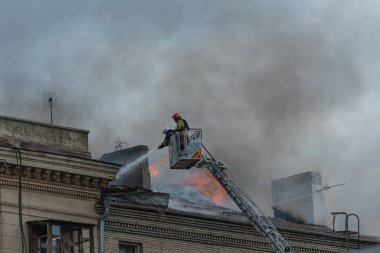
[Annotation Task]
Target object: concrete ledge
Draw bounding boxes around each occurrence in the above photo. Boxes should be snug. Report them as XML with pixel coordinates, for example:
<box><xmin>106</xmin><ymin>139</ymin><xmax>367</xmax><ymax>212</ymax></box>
<box><xmin>0</xmin><ymin>115</ymin><xmax>90</xmax><ymax>157</ymax></box>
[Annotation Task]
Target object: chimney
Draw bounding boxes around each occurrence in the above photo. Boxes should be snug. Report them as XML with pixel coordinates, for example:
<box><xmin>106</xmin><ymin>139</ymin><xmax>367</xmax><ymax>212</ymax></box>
<box><xmin>271</xmin><ymin>171</ymin><xmax>326</xmax><ymax>225</ymax></box>
<box><xmin>100</xmin><ymin>145</ymin><xmax>151</xmax><ymax>189</ymax></box>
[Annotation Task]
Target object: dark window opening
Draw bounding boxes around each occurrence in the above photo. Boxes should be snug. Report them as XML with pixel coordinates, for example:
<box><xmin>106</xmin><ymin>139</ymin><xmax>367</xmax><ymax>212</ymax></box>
<box><xmin>29</xmin><ymin>221</ymin><xmax>94</xmax><ymax>253</ymax></box>
<box><xmin>119</xmin><ymin>242</ymin><xmax>142</xmax><ymax>253</ymax></box>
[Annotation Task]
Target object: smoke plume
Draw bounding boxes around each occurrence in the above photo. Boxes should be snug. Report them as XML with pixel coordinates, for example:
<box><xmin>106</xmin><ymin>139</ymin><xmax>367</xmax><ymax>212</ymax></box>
<box><xmin>1</xmin><ymin>0</ymin><xmax>380</xmax><ymax>235</ymax></box>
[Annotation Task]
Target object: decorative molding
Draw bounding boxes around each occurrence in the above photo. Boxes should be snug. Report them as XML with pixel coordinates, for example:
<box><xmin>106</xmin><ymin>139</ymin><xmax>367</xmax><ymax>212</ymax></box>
<box><xmin>105</xmin><ymin>219</ymin><xmax>269</xmax><ymax>250</ymax></box>
<box><xmin>42</xmin><ymin>169</ymin><xmax>51</xmax><ymax>181</ymax></box>
<box><xmin>105</xmin><ymin>219</ymin><xmax>357</xmax><ymax>253</ymax></box>
<box><xmin>62</xmin><ymin>173</ymin><xmax>70</xmax><ymax>184</ymax></box>
<box><xmin>24</xmin><ymin>167</ymin><xmax>32</xmax><ymax>178</ymax></box>
<box><xmin>0</xmin><ymin>178</ymin><xmax>100</xmax><ymax>200</ymax></box>
<box><xmin>90</xmin><ymin>178</ymin><xmax>99</xmax><ymax>188</ymax></box>
<box><xmin>0</xmin><ymin>147</ymin><xmax>119</xmax><ymax>180</ymax></box>
<box><xmin>0</xmin><ymin>163</ymin><xmax>110</xmax><ymax>197</ymax></box>
<box><xmin>82</xmin><ymin>176</ymin><xmax>90</xmax><ymax>187</ymax></box>
<box><xmin>33</xmin><ymin>168</ymin><xmax>42</xmax><ymax>180</ymax></box>
<box><xmin>52</xmin><ymin>171</ymin><xmax>61</xmax><ymax>183</ymax></box>
<box><xmin>107</xmin><ymin>206</ymin><xmax>374</xmax><ymax>252</ymax></box>
<box><xmin>73</xmin><ymin>175</ymin><xmax>81</xmax><ymax>186</ymax></box>
<box><xmin>99</xmin><ymin>179</ymin><xmax>108</xmax><ymax>188</ymax></box>
<box><xmin>110</xmin><ymin>206</ymin><xmax>256</xmax><ymax>235</ymax></box>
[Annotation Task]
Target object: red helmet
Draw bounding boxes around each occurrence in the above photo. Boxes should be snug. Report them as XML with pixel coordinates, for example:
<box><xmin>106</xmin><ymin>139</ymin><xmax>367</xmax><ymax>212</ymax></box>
<box><xmin>172</xmin><ymin>112</ymin><xmax>181</xmax><ymax>121</ymax></box>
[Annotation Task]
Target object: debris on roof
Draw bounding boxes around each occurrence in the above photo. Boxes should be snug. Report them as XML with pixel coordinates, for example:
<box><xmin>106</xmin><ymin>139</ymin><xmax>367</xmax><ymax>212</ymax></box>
<box><xmin>101</xmin><ymin>185</ymin><xmax>169</xmax><ymax>209</ymax></box>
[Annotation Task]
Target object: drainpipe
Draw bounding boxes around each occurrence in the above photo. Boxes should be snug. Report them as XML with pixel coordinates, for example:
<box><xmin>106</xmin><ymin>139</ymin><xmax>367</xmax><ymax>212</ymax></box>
<box><xmin>99</xmin><ymin>197</ymin><xmax>112</xmax><ymax>253</ymax></box>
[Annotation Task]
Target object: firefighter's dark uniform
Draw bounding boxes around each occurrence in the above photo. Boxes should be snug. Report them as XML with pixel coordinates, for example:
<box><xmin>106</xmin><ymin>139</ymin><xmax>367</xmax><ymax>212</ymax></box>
<box><xmin>158</xmin><ymin>119</ymin><xmax>189</xmax><ymax>149</ymax></box>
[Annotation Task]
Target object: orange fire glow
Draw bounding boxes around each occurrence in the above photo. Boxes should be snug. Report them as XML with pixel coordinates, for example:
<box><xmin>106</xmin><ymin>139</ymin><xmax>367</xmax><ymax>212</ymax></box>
<box><xmin>177</xmin><ymin>171</ymin><xmax>227</xmax><ymax>205</ymax></box>
<box><xmin>149</xmin><ymin>166</ymin><xmax>159</xmax><ymax>177</ymax></box>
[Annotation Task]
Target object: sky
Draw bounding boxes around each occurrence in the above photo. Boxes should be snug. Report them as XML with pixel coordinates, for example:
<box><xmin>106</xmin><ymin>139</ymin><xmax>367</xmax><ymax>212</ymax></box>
<box><xmin>1</xmin><ymin>0</ymin><xmax>380</xmax><ymax>236</ymax></box>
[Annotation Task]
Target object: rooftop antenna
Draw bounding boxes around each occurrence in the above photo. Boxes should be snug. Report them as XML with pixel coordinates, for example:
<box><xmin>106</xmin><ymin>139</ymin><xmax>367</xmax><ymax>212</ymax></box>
<box><xmin>315</xmin><ymin>183</ymin><xmax>345</xmax><ymax>193</ymax></box>
<box><xmin>43</xmin><ymin>92</ymin><xmax>57</xmax><ymax>124</ymax></box>
<box><xmin>114</xmin><ymin>136</ymin><xmax>128</xmax><ymax>151</ymax></box>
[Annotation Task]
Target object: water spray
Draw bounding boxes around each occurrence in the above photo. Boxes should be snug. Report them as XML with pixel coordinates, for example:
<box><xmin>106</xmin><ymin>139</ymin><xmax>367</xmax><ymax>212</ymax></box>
<box><xmin>115</xmin><ymin>147</ymin><xmax>159</xmax><ymax>179</ymax></box>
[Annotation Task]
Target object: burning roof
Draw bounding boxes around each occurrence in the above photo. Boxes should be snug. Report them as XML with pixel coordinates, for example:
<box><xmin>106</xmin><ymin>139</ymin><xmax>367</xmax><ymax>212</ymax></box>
<box><xmin>101</xmin><ymin>185</ymin><xmax>169</xmax><ymax>209</ymax></box>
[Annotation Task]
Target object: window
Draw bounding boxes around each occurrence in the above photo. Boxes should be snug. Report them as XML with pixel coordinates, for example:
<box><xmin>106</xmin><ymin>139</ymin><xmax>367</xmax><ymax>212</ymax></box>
<box><xmin>29</xmin><ymin>221</ymin><xmax>94</xmax><ymax>253</ymax></box>
<box><xmin>119</xmin><ymin>242</ymin><xmax>142</xmax><ymax>253</ymax></box>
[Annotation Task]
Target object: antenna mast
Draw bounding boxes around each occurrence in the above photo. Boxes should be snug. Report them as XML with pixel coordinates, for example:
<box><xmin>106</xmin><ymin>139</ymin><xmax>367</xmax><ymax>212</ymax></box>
<box><xmin>315</xmin><ymin>183</ymin><xmax>345</xmax><ymax>193</ymax></box>
<box><xmin>114</xmin><ymin>136</ymin><xmax>128</xmax><ymax>151</ymax></box>
<box><xmin>43</xmin><ymin>92</ymin><xmax>57</xmax><ymax>124</ymax></box>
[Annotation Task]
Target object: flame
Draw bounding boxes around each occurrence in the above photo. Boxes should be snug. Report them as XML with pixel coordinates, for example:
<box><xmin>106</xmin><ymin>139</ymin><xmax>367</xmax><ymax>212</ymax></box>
<box><xmin>149</xmin><ymin>165</ymin><xmax>159</xmax><ymax>177</ymax></box>
<box><xmin>177</xmin><ymin>171</ymin><xmax>227</xmax><ymax>205</ymax></box>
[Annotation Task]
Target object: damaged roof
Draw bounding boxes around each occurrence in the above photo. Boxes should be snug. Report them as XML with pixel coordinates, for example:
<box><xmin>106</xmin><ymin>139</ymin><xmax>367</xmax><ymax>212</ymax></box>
<box><xmin>101</xmin><ymin>185</ymin><xmax>170</xmax><ymax>209</ymax></box>
<box><xmin>106</xmin><ymin>196</ymin><xmax>380</xmax><ymax>243</ymax></box>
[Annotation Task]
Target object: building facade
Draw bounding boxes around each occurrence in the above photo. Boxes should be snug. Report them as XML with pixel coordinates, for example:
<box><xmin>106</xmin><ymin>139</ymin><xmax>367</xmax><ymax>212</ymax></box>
<box><xmin>102</xmin><ymin>203</ymin><xmax>378</xmax><ymax>253</ymax></box>
<box><xmin>0</xmin><ymin>115</ymin><xmax>119</xmax><ymax>253</ymax></box>
<box><xmin>0</xmin><ymin>115</ymin><xmax>378</xmax><ymax>253</ymax></box>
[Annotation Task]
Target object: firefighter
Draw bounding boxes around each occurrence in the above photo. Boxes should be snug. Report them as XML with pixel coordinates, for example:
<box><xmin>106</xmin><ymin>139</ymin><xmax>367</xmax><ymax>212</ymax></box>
<box><xmin>158</xmin><ymin>127</ymin><xmax>173</xmax><ymax>149</ymax></box>
<box><xmin>158</xmin><ymin>113</ymin><xmax>189</xmax><ymax>149</ymax></box>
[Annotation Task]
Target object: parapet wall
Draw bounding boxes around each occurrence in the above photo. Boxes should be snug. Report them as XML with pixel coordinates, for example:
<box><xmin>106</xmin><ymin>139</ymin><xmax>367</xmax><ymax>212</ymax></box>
<box><xmin>0</xmin><ymin>115</ymin><xmax>90</xmax><ymax>157</ymax></box>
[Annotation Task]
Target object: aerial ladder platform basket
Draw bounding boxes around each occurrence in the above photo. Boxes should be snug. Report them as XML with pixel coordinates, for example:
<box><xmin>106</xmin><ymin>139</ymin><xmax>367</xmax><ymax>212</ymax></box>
<box><xmin>169</xmin><ymin>129</ymin><xmax>202</xmax><ymax>169</ymax></box>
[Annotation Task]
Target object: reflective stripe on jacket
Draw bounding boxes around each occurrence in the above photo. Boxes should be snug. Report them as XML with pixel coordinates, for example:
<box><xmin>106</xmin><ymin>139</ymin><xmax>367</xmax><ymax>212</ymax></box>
<box><xmin>175</xmin><ymin>119</ymin><xmax>186</xmax><ymax>132</ymax></box>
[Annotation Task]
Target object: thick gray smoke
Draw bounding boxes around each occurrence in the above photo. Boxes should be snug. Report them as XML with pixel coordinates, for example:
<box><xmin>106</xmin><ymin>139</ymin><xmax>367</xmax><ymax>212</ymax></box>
<box><xmin>1</xmin><ymin>0</ymin><xmax>380</xmax><ymax>235</ymax></box>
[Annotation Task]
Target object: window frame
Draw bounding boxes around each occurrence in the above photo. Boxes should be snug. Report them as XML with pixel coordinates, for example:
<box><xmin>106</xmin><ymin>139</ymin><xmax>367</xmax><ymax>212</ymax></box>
<box><xmin>28</xmin><ymin>220</ymin><xmax>94</xmax><ymax>253</ymax></box>
<box><xmin>119</xmin><ymin>241</ymin><xmax>143</xmax><ymax>253</ymax></box>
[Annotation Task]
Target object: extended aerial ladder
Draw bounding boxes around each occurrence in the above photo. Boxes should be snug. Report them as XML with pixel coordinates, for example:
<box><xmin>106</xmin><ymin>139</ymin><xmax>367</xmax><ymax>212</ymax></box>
<box><xmin>168</xmin><ymin>129</ymin><xmax>295</xmax><ymax>253</ymax></box>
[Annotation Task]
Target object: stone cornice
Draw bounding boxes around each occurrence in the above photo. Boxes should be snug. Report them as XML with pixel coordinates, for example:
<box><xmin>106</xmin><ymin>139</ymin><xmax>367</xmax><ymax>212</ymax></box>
<box><xmin>0</xmin><ymin>178</ymin><xmax>100</xmax><ymax>200</ymax></box>
<box><xmin>0</xmin><ymin>163</ymin><xmax>108</xmax><ymax>199</ymax></box>
<box><xmin>0</xmin><ymin>146</ymin><xmax>119</xmax><ymax>180</ymax></box>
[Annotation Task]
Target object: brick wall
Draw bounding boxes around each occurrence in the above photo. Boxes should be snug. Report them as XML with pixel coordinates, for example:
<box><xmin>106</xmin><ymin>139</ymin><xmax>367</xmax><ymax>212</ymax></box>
<box><xmin>104</xmin><ymin>205</ymin><xmax>379</xmax><ymax>253</ymax></box>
